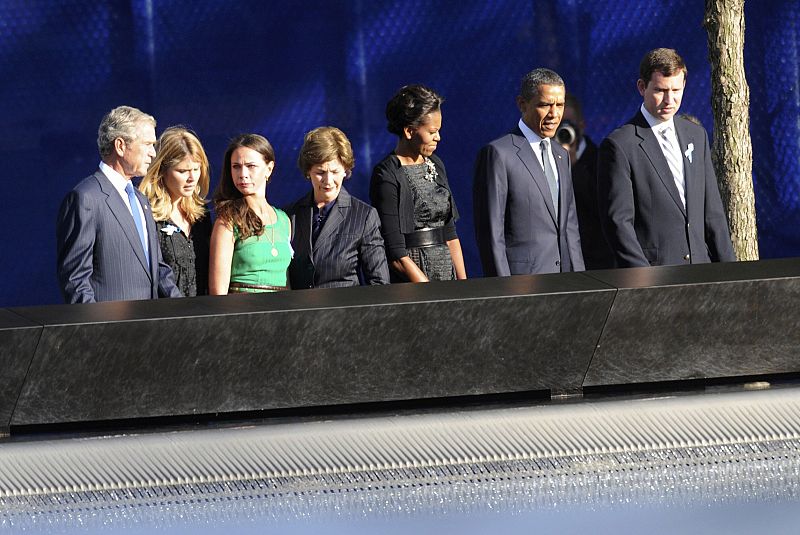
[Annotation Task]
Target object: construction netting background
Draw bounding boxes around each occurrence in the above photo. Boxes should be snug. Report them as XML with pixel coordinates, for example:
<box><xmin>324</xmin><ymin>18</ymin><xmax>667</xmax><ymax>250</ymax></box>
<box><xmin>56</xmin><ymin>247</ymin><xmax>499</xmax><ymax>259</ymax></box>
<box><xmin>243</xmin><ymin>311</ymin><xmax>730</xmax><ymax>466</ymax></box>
<box><xmin>0</xmin><ymin>0</ymin><xmax>796</xmax><ymax>305</ymax></box>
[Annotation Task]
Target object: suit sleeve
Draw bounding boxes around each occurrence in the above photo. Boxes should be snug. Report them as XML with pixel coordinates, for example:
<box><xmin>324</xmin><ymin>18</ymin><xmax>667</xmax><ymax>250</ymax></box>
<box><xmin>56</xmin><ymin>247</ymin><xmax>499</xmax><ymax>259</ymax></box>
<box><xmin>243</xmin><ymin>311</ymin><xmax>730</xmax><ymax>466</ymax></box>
<box><xmin>157</xmin><ymin>251</ymin><xmax>182</xmax><ymax>297</ymax></box>
<box><xmin>472</xmin><ymin>144</ymin><xmax>510</xmax><ymax>277</ymax></box>
<box><xmin>701</xmin><ymin>132</ymin><xmax>736</xmax><ymax>262</ymax></box>
<box><xmin>370</xmin><ymin>163</ymin><xmax>407</xmax><ymax>261</ymax></box>
<box><xmin>597</xmin><ymin>136</ymin><xmax>649</xmax><ymax>267</ymax></box>
<box><xmin>562</xmin><ymin>157</ymin><xmax>585</xmax><ymax>271</ymax></box>
<box><xmin>56</xmin><ymin>190</ymin><xmax>97</xmax><ymax>303</ymax></box>
<box><xmin>358</xmin><ymin>207</ymin><xmax>391</xmax><ymax>285</ymax></box>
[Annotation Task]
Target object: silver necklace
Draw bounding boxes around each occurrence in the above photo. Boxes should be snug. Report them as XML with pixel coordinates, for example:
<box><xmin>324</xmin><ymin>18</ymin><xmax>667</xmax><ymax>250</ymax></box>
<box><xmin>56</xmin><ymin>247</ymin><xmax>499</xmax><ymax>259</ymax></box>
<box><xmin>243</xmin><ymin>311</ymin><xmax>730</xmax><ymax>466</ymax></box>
<box><xmin>257</xmin><ymin>204</ymin><xmax>279</xmax><ymax>257</ymax></box>
<box><xmin>267</xmin><ymin>224</ymin><xmax>278</xmax><ymax>257</ymax></box>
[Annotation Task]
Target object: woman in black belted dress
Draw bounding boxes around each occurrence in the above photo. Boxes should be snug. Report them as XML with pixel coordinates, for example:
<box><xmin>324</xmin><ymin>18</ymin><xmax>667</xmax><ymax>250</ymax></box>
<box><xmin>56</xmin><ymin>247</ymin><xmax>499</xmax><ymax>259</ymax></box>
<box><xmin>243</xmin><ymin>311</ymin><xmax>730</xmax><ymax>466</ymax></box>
<box><xmin>369</xmin><ymin>84</ymin><xmax>467</xmax><ymax>283</ymax></box>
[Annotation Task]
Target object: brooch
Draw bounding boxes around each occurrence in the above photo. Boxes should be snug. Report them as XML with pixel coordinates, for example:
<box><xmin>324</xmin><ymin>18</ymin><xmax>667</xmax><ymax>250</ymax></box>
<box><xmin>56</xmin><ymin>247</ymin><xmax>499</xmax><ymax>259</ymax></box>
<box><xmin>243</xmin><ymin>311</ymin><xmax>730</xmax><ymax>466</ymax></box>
<box><xmin>423</xmin><ymin>157</ymin><xmax>439</xmax><ymax>183</ymax></box>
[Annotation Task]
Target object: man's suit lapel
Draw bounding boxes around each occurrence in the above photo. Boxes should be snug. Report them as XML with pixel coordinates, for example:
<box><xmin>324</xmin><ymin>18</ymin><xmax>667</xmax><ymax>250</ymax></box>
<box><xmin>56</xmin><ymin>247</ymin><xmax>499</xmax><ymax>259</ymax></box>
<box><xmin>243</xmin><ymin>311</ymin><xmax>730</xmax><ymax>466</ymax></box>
<box><xmin>511</xmin><ymin>128</ymin><xmax>558</xmax><ymax>225</ymax></box>
<box><xmin>137</xmin><ymin>188</ymin><xmax>157</xmax><ymax>280</ymax></box>
<box><xmin>553</xmin><ymin>143</ymin><xmax>570</xmax><ymax>229</ymax></box>
<box><xmin>633</xmin><ymin>112</ymin><xmax>686</xmax><ymax>216</ymax></box>
<box><xmin>94</xmin><ymin>171</ymin><xmax>151</xmax><ymax>276</ymax></box>
<box><xmin>674</xmin><ymin>119</ymin><xmax>700</xmax><ymax>217</ymax></box>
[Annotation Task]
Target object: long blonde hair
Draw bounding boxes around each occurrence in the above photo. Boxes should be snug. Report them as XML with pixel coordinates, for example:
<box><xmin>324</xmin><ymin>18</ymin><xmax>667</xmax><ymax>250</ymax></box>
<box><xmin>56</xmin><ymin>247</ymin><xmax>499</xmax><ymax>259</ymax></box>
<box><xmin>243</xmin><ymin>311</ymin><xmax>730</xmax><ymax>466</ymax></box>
<box><xmin>140</xmin><ymin>126</ymin><xmax>210</xmax><ymax>224</ymax></box>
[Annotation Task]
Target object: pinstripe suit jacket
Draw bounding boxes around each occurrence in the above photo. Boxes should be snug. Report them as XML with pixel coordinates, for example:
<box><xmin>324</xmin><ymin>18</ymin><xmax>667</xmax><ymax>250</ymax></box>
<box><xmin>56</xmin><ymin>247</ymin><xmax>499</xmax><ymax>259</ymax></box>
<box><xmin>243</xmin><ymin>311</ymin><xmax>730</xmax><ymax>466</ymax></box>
<box><xmin>286</xmin><ymin>188</ymin><xmax>390</xmax><ymax>289</ymax></box>
<box><xmin>56</xmin><ymin>170</ymin><xmax>182</xmax><ymax>303</ymax></box>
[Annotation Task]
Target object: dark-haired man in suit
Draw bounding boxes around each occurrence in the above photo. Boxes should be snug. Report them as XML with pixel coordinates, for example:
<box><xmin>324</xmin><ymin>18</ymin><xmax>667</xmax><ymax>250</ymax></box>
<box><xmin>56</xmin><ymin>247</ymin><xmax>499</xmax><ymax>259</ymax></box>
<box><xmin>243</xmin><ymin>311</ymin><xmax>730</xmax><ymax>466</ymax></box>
<box><xmin>57</xmin><ymin>105</ymin><xmax>181</xmax><ymax>303</ymax></box>
<box><xmin>597</xmin><ymin>48</ymin><xmax>735</xmax><ymax>267</ymax></box>
<box><xmin>473</xmin><ymin>68</ymin><xmax>584</xmax><ymax>276</ymax></box>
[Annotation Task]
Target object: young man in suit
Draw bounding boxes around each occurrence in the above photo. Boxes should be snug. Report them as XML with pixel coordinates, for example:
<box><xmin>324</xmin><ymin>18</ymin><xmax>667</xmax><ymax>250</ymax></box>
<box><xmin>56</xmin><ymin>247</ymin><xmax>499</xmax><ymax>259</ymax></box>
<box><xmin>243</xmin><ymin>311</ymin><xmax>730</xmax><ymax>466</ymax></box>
<box><xmin>597</xmin><ymin>48</ymin><xmax>735</xmax><ymax>268</ymax></box>
<box><xmin>56</xmin><ymin>105</ymin><xmax>181</xmax><ymax>303</ymax></box>
<box><xmin>473</xmin><ymin>68</ymin><xmax>584</xmax><ymax>276</ymax></box>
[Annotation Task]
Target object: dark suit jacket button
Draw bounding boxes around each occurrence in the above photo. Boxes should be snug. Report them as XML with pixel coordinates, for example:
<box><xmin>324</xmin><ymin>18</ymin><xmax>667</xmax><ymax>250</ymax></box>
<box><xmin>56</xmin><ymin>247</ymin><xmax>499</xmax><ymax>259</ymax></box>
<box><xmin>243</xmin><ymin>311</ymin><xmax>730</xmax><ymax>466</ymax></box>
<box><xmin>555</xmin><ymin>260</ymin><xmax>561</xmax><ymax>266</ymax></box>
<box><xmin>683</xmin><ymin>254</ymin><xmax>690</xmax><ymax>261</ymax></box>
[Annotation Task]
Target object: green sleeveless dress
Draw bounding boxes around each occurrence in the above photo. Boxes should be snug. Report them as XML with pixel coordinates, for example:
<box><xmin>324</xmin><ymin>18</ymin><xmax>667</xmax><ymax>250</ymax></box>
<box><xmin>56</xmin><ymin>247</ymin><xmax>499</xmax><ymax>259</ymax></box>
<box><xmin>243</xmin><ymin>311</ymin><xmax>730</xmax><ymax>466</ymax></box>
<box><xmin>230</xmin><ymin>208</ymin><xmax>292</xmax><ymax>291</ymax></box>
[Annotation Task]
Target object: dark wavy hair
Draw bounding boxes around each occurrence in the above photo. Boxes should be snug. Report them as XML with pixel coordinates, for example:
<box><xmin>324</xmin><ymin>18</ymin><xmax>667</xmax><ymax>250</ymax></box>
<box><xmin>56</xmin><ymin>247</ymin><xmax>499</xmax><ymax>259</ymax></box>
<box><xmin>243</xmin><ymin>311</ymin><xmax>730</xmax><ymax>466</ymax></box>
<box><xmin>213</xmin><ymin>133</ymin><xmax>275</xmax><ymax>241</ymax></box>
<box><xmin>385</xmin><ymin>85</ymin><xmax>444</xmax><ymax>136</ymax></box>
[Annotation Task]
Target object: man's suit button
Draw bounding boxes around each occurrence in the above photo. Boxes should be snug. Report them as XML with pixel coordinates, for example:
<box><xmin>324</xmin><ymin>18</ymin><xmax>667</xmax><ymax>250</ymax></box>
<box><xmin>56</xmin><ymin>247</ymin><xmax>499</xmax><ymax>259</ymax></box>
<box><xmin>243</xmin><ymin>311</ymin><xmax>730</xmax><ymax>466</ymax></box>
<box><xmin>555</xmin><ymin>260</ymin><xmax>560</xmax><ymax>266</ymax></box>
<box><xmin>683</xmin><ymin>254</ymin><xmax>690</xmax><ymax>261</ymax></box>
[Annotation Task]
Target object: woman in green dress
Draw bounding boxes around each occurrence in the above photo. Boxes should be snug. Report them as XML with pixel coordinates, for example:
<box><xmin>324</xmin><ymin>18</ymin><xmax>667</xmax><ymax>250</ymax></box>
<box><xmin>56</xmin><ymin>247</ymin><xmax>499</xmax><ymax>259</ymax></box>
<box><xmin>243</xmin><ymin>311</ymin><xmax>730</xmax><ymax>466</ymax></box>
<box><xmin>209</xmin><ymin>134</ymin><xmax>292</xmax><ymax>294</ymax></box>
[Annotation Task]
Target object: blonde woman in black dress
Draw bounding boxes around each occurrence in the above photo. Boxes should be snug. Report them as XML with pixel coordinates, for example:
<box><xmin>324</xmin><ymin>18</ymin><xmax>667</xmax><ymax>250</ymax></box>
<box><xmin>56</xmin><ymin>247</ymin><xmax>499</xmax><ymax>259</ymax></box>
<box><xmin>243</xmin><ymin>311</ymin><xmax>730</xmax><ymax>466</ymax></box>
<box><xmin>140</xmin><ymin>127</ymin><xmax>211</xmax><ymax>296</ymax></box>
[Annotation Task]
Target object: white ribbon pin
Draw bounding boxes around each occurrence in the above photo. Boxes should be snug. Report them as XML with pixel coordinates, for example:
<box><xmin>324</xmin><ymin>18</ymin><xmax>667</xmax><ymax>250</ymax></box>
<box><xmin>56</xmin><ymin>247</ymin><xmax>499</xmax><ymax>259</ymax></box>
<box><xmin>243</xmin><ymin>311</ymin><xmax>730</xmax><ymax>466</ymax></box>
<box><xmin>160</xmin><ymin>224</ymin><xmax>180</xmax><ymax>236</ymax></box>
<box><xmin>685</xmin><ymin>143</ymin><xmax>694</xmax><ymax>163</ymax></box>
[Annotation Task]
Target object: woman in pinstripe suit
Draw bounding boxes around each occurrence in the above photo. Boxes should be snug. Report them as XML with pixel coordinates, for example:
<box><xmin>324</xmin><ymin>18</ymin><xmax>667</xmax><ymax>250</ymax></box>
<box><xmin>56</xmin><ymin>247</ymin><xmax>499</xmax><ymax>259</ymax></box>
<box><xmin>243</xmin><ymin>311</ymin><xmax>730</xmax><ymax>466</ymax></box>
<box><xmin>286</xmin><ymin>127</ymin><xmax>390</xmax><ymax>289</ymax></box>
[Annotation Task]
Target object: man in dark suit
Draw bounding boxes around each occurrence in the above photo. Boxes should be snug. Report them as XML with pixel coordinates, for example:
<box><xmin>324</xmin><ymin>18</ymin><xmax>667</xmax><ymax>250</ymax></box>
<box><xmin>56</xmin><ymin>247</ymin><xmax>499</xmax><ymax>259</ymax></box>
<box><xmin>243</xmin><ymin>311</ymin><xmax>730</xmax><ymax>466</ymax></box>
<box><xmin>473</xmin><ymin>68</ymin><xmax>584</xmax><ymax>276</ymax></box>
<box><xmin>597</xmin><ymin>48</ymin><xmax>735</xmax><ymax>267</ymax></box>
<box><xmin>558</xmin><ymin>93</ymin><xmax>615</xmax><ymax>270</ymax></box>
<box><xmin>57</xmin><ymin>105</ymin><xmax>181</xmax><ymax>303</ymax></box>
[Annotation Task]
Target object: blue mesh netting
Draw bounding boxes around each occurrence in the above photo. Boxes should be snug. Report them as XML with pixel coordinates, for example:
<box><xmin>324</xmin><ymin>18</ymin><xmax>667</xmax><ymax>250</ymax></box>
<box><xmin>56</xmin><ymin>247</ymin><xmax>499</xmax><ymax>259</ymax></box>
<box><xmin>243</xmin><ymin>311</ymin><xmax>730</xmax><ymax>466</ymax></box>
<box><xmin>0</xmin><ymin>0</ymin><xmax>797</xmax><ymax>306</ymax></box>
<box><xmin>747</xmin><ymin>0</ymin><xmax>800</xmax><ymax>255</ymax></box>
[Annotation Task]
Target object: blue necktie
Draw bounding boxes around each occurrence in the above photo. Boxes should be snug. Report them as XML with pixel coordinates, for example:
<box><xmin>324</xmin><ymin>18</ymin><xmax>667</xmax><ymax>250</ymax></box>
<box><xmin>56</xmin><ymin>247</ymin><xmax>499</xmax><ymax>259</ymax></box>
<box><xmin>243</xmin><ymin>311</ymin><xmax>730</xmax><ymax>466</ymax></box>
<box><xmin>125</xmin><ymin>182</ymin><xmax>149</xmax><ymax>265</ymax></box>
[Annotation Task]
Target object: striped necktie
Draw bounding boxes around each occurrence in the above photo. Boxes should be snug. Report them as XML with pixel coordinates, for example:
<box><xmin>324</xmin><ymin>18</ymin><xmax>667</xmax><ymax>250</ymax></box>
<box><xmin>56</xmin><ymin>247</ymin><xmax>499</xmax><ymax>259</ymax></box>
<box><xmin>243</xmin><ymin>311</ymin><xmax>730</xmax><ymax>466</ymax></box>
<box><xmin>658</xmin><ymin>126</ymin><xmax>686</xmax><ymax>207</ymax></box>
<box><xmin>540</xmin><ymin>138</ymin><xmax>560</xmax><ymax>220</ymax></box>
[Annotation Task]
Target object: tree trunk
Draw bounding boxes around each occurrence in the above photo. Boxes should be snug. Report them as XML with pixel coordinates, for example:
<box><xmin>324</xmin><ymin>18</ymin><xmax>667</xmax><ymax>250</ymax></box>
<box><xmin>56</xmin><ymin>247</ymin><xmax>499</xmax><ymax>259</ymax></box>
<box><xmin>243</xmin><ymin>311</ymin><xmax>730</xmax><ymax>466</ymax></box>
<box><xmin>704</xmin><ymin>0</ymin><xmax>759</xmax><ymax>260</ymax></box>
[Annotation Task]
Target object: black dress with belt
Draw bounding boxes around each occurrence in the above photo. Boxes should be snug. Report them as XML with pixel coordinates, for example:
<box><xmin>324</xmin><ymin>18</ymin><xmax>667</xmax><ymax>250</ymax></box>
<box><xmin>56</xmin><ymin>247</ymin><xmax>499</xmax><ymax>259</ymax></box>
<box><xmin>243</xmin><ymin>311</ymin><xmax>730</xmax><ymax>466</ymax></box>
<box><xmin>401</xmin><ymin>159</ymin><xmax>455</xmax><ymax>281</ymax></box>
<box><xmin>370</xmin><ymin>153</ymin><xmax>460</xmax><ymax>282</ymax></box>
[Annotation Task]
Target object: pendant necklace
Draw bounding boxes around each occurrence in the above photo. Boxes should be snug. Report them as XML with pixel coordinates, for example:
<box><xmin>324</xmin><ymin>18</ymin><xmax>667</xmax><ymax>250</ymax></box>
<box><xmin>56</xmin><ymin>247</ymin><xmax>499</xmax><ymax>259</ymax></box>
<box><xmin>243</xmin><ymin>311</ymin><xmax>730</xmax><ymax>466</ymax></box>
<box><xmin>259</xmin><ymin>204</ymin><xmax>279</xmax><ymax>257</ymax></box>
<box><xmin>270</xmin><ymin>227</ymin><xmax>278</xmax><ymax>257</ymax></box>
<box><xmin>267</xmin><ymin>212</ymin><xmax>278</xmax><ymax>257</ymax></box>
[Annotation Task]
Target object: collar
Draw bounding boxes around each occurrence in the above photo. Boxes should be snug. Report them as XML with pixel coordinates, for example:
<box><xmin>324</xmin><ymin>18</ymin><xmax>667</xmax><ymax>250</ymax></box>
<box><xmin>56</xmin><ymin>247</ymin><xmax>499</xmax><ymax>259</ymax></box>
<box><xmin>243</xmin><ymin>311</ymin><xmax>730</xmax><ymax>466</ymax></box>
<box><xmin>518</xmin><ymin>118</ymin><xmax>546</xmax><ymax>145</ymax></box>
<box><xmin>301</xmin><ymin>186</ymin><xmax>350</xmax><ymax>207</ymax></box>
<box><xmin>99</xmin><ymin>161</ymin><xmax>132</xmax><ymax>197</ymax></box>
<box><xmin>640</xmin><ymin>103</ymin><xmax>675</xmax><ymax>135</ymax></box>
<box><xmin>313</xmin><ymin>197</ymin><xmax>338</xmax><ymax>219</ymax></box>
